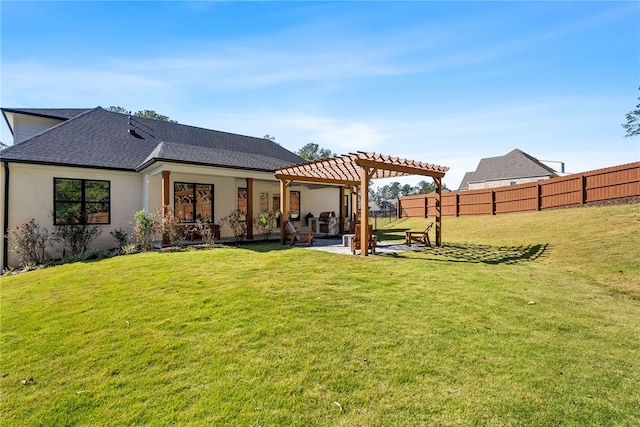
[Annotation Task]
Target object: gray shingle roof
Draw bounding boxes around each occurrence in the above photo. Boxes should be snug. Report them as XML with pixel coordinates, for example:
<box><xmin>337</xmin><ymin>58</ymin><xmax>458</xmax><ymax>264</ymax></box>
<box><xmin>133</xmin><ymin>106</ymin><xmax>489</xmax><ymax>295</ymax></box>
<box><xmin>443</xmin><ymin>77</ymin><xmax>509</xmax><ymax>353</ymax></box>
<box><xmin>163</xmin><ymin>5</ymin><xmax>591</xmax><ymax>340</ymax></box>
<box><xmin>458</xmin><ymin>149</ymin><xmax>558</xmax><ymax>190</ymax></box>
<box><xmin>0</xmin><ymin>107</ymin><xmax>304</xmax><ymax>172</ymax></box>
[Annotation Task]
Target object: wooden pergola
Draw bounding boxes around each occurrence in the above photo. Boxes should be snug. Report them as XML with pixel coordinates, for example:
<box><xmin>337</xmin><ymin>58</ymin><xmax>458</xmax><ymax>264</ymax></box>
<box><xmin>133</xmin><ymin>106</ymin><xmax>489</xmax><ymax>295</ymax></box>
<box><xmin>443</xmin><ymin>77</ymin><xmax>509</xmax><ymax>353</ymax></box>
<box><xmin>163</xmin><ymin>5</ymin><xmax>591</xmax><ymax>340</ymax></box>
<box><xmin>275</xmin><ymin>152</ymin><xmax>449</xmax><ymax>256</ymax></box>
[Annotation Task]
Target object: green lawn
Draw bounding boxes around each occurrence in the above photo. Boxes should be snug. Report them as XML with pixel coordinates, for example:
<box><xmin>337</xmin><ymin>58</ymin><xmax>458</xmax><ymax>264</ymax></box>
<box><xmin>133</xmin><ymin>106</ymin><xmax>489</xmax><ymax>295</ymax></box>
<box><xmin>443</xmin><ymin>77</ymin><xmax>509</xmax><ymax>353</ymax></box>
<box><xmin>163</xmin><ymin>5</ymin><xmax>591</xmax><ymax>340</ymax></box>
<box><xmin>1</xmin><ymin>204</ymin><xmax>639</xmax><ymax>426</ymax></box>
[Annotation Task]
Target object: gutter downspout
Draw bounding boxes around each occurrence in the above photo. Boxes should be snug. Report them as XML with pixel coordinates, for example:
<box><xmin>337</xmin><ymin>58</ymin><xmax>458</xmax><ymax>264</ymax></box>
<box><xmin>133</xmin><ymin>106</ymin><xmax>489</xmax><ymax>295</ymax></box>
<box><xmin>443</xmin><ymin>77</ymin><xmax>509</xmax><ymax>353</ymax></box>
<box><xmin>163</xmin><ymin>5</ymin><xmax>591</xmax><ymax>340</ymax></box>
<box><xmin>2</xmin><ymin>161</ymin><xmax>9</xmax><ymax>272</ymax></box>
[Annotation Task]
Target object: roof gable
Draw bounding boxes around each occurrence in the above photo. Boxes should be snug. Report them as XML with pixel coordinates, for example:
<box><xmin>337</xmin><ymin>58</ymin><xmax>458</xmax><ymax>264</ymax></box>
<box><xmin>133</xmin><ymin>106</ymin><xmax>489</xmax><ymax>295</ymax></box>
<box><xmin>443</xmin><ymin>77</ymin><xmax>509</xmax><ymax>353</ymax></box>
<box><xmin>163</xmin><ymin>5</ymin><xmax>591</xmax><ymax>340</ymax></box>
<box><xmin>0</xmin><ymin>107</ymin><xmax>304</xmax><ymax>172</ymax></box>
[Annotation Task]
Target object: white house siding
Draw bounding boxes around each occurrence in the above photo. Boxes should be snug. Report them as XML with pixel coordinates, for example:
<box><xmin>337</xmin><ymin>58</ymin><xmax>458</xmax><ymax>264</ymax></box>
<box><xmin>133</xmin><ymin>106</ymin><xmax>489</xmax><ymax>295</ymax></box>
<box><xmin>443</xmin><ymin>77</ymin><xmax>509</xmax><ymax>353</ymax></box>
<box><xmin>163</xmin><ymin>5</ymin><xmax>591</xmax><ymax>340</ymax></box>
<box><xmin>0</xmin><ymin>162</ymin><xmax>5</xmax><ymax>269</ymax></box>
<box><xmin>1</xmin><ymin>161</ymin><xmax>345</xmax><ymax>268</ymax></box>
<box><xmin>468</xmin><ymin>176</ymin><xmax>550</xmax><ymax>190</ymax></box>
<box><xmin>1</xmin><ymin>163</ymin><xmax>143</xmax><ymax>268</ymax></box>
<box><xmin>12</xmin><ymin>115</ymin><xmax>65</xmax><ymax>144</ymax></box>
<box><xmin>140</xmin><ymin>163</ymin><xmax>286</xmax><ymax>239</ymax></box>
<box><xmin>141</xmin><ymin>166</ymin><xmax>342</xmax><ymax>237</ymax></box>
<box><xmin>298</xmin><ymin>185</ymin><xmax>341</xmax><ymax>221</ymax></box>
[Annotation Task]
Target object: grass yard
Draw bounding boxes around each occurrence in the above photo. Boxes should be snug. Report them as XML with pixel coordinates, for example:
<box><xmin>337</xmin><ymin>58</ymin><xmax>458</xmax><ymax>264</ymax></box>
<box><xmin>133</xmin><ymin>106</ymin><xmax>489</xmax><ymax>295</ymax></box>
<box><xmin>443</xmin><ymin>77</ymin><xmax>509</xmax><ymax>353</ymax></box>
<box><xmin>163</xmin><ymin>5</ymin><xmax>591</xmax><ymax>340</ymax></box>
<box><xmin>1</xmin><ymin>204</ymin><xmax>639</xmax><ymax>426</ymax></box>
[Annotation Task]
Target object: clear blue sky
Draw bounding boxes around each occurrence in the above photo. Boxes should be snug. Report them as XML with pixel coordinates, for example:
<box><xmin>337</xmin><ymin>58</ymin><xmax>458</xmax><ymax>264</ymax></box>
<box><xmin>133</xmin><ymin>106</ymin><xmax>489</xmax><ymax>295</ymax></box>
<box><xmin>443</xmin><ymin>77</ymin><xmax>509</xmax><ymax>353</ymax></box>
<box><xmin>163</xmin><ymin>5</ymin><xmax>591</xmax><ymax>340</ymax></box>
<box><xmin>1</xmin><ymin>1</ymin><xmax>638</xmax><ymax>189</ymax></box>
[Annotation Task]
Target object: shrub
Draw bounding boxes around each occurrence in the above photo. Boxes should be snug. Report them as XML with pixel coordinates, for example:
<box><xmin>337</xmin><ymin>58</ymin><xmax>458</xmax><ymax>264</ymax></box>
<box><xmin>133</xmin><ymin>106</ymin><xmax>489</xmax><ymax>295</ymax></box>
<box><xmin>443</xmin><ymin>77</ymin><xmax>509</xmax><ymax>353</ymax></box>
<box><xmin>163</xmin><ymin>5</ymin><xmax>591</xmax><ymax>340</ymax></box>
<box><xmin>110</xmin><ymin>228</ymin><xmax>130</xmax><ymax>249</ymax></box>
<box><xmin>133</xmin><ymin>210</ymin><xmax>162</xmax><ymax>251</ymax></box>
<box><xmin>53</xmin><ymin>222</ymin><xmax>102</xmax><ymax>257</ymax></box>
<box><xmin>221</xmin><ymin>210</ymin><xmax>247</xmax><ymax>241</ymax></box>
<box><xmin>162</xmin><ymin>207</ymin><xmax>187</xmax><ymax>247</ymax></box>
<box><xmin>6</xmin><ymin>219</ymin><xmax>50</xmax><ymax>268</ymax></box>
<box><xmin>193</xmin><ymin>218</ymin><xmax>215</xmax><ymax>245</ymax></box>
<box><xmin>254</xmin><ymin>210</ymin><xmax>278</xmax><ymax>240</ymax></box>
<box><xmin>121</xmin><ymin>244</ymin><xmax>139</xmax><ymax>255</ymax></box>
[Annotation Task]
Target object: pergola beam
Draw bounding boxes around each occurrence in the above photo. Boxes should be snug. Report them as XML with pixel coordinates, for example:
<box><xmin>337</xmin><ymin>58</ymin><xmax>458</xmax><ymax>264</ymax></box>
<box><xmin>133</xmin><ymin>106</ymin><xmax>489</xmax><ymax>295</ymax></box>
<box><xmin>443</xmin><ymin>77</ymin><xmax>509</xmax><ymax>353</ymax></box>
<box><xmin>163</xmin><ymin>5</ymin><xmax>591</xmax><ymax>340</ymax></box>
<box><xmin>275</xmin><ymin>173</ymin><xmax>358</xmax><ymax>186</ymax></box>
<box><xmin>358</xmin><ymin>161</ymin><xmax>446</xmax><ymax>179</ymax></box>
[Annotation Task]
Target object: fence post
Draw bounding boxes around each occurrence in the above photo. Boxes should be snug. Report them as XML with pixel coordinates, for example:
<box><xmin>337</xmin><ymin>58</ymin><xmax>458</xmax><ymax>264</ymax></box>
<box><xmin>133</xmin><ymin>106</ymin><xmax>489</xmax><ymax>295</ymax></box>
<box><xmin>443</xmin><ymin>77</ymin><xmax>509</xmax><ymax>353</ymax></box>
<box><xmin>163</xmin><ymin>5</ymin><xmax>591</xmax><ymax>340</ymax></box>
<box><xmin>455</xmin><ymin>193</ymin><xmax>460</xmax><ymax>217</ymax></box>
<box><xmin>491</xmin><ymin>190</ymin><xmax>496</xmax><ymax>215</ymax></box>
<box><xmin>435</xmin><ymin>177</ymin><xmax>442</xmax><ymax>246</ymax></box>
<box><xmin>537</xmin><ymin>183</ymin><xmax>542</xmax><ymax>211</ymax></box>
<box><xmin>581</xmin><ymin>175</ymin><xmax>587</xmax><ymax>205</ymax></box>
<box><xmin>424</xmin><ymin>195</ymin><xmax>428</xmax><ymax>218</ymax></box>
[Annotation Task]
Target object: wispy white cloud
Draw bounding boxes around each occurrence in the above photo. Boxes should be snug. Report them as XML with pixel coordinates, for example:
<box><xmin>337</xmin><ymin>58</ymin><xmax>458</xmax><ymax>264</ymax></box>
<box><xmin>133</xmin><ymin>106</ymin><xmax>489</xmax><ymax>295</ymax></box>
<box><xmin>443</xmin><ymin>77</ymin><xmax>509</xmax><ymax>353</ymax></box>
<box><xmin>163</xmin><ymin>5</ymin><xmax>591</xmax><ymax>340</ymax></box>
<box><xmin>1</xmin><ymin>61</ymin><xmax>168</xmax><ymax>105</ymax></box>
<box><xmin>5</xmin><ymin>2</ymin><xmax>635</xmax><ymax>101</ymax></box>
<box><xmin>1</xmin><ymin>1</ymin><xmax>637</xmax><ymax>188</ymax></box>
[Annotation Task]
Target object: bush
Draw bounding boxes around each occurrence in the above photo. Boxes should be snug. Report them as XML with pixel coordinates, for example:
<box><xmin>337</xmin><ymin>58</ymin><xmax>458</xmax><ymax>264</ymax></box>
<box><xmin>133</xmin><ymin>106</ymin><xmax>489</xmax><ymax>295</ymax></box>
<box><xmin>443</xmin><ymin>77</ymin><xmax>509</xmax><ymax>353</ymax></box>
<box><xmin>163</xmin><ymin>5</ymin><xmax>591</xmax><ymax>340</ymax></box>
<box><xmin>110</xmin><ymin>228</ymin><xmax>130</xmax><ymax>249</ymax></box>
<box><xmin>221</xmin><ymin>210</ymin><xmax>247</xmax><ymax>241</ymax></box>
<box><xmin>193</xmin><ymin>218</ymin><xmax>215</xmax><ymax>245</ymax></box>
<box><xmin>162</xmin><ymin>207</ymin><xmax>187</xmax><ymax>247</ymax></box>
<box><xmin>133</xmin><ymin>210</ymin><xmax>161</xmax><ymax>251</ymax></box>
<box><xmin>254</xmin><ymin>210</ymin><xmax>278</xmax><ymax>240</ymax></box>
<box><xmin>121</xmin><ymin>244</ymin><xmax>139</xmax><ymax>255</ymax></box>
<box><xmin>53</xmin><ymin>222</ymin><xmax>102</xmax><ymax>257</ymax></box>
<box><xmin>6</xmin><ymin>219</ymin><xmax>50</xmax><ymax>268</ymax></box>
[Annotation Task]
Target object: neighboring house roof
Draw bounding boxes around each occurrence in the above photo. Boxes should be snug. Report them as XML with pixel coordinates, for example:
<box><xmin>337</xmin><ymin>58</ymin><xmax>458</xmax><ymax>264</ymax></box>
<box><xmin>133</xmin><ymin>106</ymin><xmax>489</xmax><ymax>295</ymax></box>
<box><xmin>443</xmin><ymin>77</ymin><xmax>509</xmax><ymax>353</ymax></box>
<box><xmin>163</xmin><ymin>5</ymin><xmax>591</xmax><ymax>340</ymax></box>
<box><xmin>458</xmin><ymin>149</ymin><xmax>558</xmax><ymax>190</ymax></box>
<box><xmin>0</xmin><ymin>107</ymin><xmax>304</xmax><ymax>172</ymax></box>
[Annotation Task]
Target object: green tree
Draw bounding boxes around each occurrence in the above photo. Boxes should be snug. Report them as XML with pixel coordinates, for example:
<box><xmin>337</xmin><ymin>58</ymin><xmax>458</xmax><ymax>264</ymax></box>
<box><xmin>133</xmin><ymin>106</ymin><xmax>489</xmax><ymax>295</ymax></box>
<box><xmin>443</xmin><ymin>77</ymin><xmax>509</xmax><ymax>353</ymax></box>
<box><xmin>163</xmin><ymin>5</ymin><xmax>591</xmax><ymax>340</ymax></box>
<box><xmin>107</xmin><ymin>106</ymin><xmax>128</xmax><ymax>114</ymax></box>
<box><xmin>378</xmin><ymin>182</ymin><xmax>402</xmax><ymax>200</ymax></box>
<box><xmin>135</xmin><ymin>110</ymin><xmax>177</xmax><ymax>123</ymax></box>
<box><xmin>107</xmin><ymin>106</ymin><xmax>178</xmax><ymax>123</ymax></box>
<box><xmin>622</xmin><ymin>87</ymin><xmax>640</xmax><ymax>138</ymax></box>
<box><xmin>296</xmin><ymin>143</ymin><xmax>335</xmax><ymax>161</ymax></box>
<box><xmin>415</xmin><ymin>180</ymin><xmax>449</xmax><ymax>193</ymax></box>
<box><xmin>400</xmin><ymin>184</ymin><xmax>414</xmax><ymax>196</ymax></box>
<box><xmin>415</xmin><ymin>180</ymin><xmax>435</xmax><ymax>194</ymax></box>
<box><xmin>263</xmin><ymin>134</ymin><xmax>280</xmax><ymax>145</ymax></box>
<box><xmin>369</xmin><ymin>186</ymin><xmax>381</xmax><ymax>204</ymax></box>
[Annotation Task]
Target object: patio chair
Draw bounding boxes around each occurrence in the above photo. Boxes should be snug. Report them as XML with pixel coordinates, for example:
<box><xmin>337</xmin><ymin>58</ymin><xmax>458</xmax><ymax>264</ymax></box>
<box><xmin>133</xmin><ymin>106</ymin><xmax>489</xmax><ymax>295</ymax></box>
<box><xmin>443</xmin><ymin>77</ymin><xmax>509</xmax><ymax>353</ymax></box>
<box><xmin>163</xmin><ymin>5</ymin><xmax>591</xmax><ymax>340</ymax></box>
<box><xmin>287</xmin><ymin>221</ymin><xmax>314</xmax><ymax>246</ymax></box>
<box><xmin>352</xmin><ymin>224</ymin><xmax>376</xmax><ymax>255</ymax></box>
<box><xmin>405</xmin><ymin>222</ymin><xmax>432</xmax><ymax>247</ymax></box>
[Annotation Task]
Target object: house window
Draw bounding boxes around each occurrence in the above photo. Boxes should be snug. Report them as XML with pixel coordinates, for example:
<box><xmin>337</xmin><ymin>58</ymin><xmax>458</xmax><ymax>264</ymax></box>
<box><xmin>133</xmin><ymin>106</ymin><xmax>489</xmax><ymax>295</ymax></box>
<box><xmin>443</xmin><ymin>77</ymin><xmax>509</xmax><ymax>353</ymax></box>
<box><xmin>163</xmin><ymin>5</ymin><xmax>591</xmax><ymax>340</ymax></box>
<box><xmin>260</xmin><ymin>192</ymin><xmax>270</xmax><ymax>212</ymax></box>
<box><xmin>174</xmin><ymin>182</ymin><xmax>214</xmax><ymax>222</ymax></box>
<box><xmin>510</xmin><ymin>181</ymin><xmax>517</xmax><ymax>186</ymax></box>
<box><xmin>54</xmin><ymin>178</ymin><xmax>110</xmax><ymax>225</ymax></box>
<box><xmin>256</xmin><ymin>191</ymin><xmax>298</xmax><ymax>224</ymax></box>
<box><xmin>272</xmin><ymin>194</ymin><xmax>281</xmax><ymax>213</ymax></box>
<box><xmin>260</xmin><ymin>191</ymin><xmax>300</xmax><ymax>218</ymax></box>
<box><xmin>237</xmin><ymin>188</ymin><xmax>248</xmax><ymax>221</ymax></box>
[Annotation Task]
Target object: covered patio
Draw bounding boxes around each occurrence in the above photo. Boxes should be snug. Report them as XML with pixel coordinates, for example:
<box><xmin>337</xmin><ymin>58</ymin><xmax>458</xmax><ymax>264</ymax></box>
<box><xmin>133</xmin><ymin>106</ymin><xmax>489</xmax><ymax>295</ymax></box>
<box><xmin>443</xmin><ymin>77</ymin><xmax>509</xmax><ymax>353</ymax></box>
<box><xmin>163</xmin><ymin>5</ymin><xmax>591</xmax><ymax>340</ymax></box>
<box><xmin>275</xmin><ymin>152</ymin><xmax>449</xmax><ymax>256</ymax></box>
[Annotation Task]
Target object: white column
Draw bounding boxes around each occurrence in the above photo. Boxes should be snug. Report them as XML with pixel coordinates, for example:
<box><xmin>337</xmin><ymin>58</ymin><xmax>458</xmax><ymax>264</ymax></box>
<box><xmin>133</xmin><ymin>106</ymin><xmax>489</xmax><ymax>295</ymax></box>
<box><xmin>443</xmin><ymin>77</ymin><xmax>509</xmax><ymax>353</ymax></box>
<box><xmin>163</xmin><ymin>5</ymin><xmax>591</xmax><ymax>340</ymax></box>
<box><xmin>142</xmin><ymin>173</ymin><xmax>149</xmax><ymax>212</ymax></box>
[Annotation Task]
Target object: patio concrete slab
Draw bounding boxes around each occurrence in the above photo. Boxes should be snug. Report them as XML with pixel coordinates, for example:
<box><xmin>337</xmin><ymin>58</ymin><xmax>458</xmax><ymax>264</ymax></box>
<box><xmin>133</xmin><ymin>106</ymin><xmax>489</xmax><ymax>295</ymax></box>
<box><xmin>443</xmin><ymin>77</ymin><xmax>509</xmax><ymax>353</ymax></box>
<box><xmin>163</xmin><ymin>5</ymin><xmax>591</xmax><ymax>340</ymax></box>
<box><xmin>303</xmin><ymin>238</ymin><xmax>428</xmax><ymax>255</ymax></box>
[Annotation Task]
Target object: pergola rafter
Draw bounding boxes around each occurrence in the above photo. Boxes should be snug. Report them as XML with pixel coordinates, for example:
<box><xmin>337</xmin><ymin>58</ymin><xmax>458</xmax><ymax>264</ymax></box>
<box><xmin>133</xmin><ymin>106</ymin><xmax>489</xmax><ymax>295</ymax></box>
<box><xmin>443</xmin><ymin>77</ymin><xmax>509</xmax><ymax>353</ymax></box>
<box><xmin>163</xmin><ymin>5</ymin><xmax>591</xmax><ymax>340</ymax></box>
<box><xmin>275</xmin><ymin>151</ymin><xmax>449</xmax><ymax>256</ymax></box>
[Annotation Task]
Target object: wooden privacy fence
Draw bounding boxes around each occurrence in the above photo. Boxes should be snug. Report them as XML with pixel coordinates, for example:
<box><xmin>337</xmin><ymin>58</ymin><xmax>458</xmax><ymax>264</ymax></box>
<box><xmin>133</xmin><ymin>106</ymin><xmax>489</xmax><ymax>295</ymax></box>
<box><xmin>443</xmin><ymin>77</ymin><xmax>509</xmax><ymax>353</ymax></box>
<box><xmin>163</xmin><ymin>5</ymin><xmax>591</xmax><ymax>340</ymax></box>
<box><xmin>399</xmin><ymin>162</ymin><xmax>640</xmax><ymax>218</ymax></box>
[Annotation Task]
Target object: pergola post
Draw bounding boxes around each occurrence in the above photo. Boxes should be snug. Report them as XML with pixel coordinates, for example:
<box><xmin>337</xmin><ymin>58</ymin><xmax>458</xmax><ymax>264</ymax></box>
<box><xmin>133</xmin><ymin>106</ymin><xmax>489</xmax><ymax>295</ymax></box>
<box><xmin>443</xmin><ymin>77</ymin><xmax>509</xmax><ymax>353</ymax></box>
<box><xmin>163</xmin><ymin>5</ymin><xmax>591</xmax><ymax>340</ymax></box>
<box><xmin>246</xmin><ymin>178</ymin><xmax>254</xmax><ymax>240</ymax></box>
<box><xmin>339</xmin><ymin>187</ymin><xmax>346</xmax><ymax>234</ymax></box>
<box><xmin>279</xmin><ymin>179</ymin><xmax>290</xmax><ymax>244</ymax></box>
<box><xmin>434</xmin><ymin>176</ymin><xmax>442</xmax><ymax>246</ymax></box>
<box><xmin>359</xmin><ymin>168</ymin><xmax>370</xmax><ymax>257</ymax></box>
<box><xmin>161</xmin><ymin>170</ymin><xmax>170</xmax><ymax>245</ymax></box>
<box><xmin>350</xmin><ymin>186</ymin><xmax>358</xmax><ymax>223</ymax></box>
